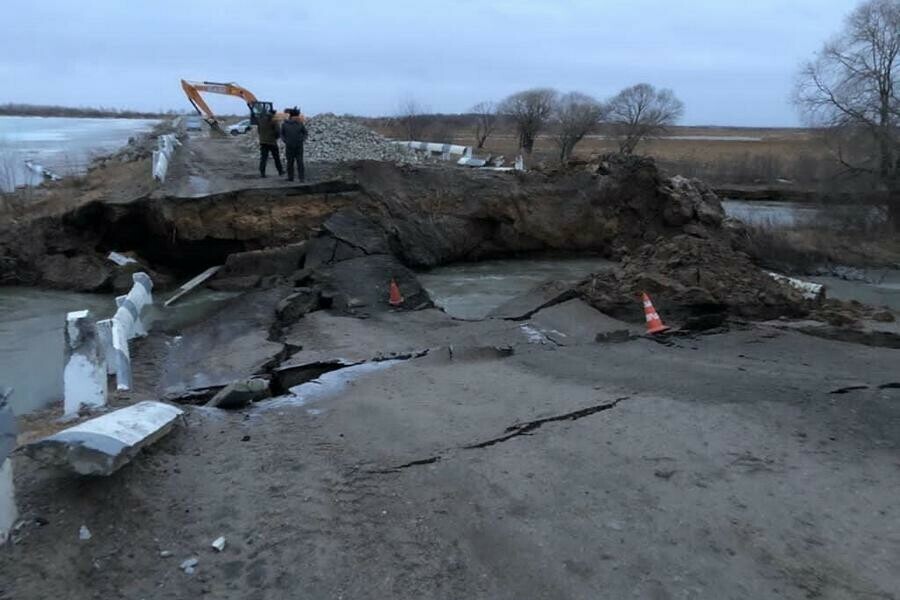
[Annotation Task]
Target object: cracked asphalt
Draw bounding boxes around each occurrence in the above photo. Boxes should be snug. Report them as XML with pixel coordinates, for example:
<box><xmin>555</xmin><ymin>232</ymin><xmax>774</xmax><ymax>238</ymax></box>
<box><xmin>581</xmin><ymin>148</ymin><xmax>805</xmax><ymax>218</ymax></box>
<box><xmin>2</xmin><ymin>310</ymin><xmax>899</xmax><ymax>599</ymax></box>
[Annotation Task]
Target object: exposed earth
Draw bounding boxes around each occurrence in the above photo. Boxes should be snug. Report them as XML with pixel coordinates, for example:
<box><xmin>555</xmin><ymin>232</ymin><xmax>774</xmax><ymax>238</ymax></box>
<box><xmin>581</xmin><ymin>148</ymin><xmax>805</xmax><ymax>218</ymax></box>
<box><xmin>1</xmin><ymin>120</ymin><xmax>898</xmax><ymax>599</ymax></box>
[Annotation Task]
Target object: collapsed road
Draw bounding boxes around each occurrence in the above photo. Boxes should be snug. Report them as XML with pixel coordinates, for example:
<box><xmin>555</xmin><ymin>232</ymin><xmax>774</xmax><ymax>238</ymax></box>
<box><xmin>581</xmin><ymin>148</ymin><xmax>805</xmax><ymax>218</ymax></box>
<box><xmin>0</xmin><ymin>119</ymin><xmax>898</xmax><ymax>599</ymax></box>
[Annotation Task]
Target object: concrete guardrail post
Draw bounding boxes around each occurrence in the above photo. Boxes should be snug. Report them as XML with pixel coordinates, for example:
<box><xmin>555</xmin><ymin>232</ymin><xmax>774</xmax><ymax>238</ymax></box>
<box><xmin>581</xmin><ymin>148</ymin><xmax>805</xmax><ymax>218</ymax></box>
<box><xmin>0</xmin><ymin>387</ymin><xmax>16</xmax><ymax>545</ymax></box>
<box><xmin>96</xmin><ymin>272</ymin><xmax>154</xmax><ymax>392</ymax></box>
<box><xmin>63</xmin><ymin>310</ymin><xmax>108</xmax><ymax>417</ymax></box>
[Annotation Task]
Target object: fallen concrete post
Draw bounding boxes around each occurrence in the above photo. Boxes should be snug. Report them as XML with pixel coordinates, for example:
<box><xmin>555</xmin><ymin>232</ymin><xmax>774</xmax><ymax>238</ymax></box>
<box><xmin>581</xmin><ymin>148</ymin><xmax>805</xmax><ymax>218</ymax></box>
<box><xmin>394</xmin><ymin>141</ymin><xmax>472</xmax><ymax>160</ymax></box>
<box><xmin>25</xmin><ymin>401</ymin><xmax>184</xmax><ymax>476</ymax></box>
<box><xmin>0</xmin><ymin>387</ymin><xmax>16</xmax><ymax>545</ymax></box>
<box><xmin>64</xmin><ymin>310</ymin><xmax>108</xmax><ymax>417</ymax></box>
<box><xmin>767</xmin><ymin>272</ymin><xmax>825</xmax><ymax>301</ymax></box>
<box><xmin>164</xmin><ymin>265</ymin><xmax>222</xmax><ymax>307</ymax></box>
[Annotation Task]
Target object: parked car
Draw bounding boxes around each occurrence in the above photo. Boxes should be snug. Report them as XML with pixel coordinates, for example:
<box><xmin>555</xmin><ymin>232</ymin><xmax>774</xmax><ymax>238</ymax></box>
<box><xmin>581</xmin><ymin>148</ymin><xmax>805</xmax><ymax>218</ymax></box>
<box><xmin>184</xmin><ymin>116</ymin><xmax>203</xmax><ymax>131</ymax></box>
<box><xmin>228</xmin><ymin>119</ymin><xmax>252</xmax><ymax>136</ymax></box>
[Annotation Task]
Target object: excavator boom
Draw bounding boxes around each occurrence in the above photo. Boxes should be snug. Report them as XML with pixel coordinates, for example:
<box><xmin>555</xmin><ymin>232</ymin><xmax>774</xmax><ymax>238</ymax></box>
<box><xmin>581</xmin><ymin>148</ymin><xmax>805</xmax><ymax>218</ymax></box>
<box><xmin>180</xmin><ymin>79</ymin><xmax>272</xmax><ymax>130</ymax></box>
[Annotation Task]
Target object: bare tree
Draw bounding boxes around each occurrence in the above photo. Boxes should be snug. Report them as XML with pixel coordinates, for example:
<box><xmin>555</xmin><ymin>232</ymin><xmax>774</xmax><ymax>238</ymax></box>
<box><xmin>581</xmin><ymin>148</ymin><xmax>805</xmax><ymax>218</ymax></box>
<box><xmin>553</xmin><ymin>92</ymin><xmax>605</xmax><ymax>161</ymax></box>
<box><xmin>498</xmin><ymin>88</ymin><xmax>558</xmax><ymax>154</ymax></box>
<box><xmin>606</xmin><ymin>83</ymin><xmax>684</xmax><ymax>154</ymax></box>
<box><xmin>396</xmin><ymin>97</ymin><xmax>429</xmax><ymax>141</ymax></box>
<box><xmin>795</xmin><ymin>0</ymin><xmax>899</xmax><ymax>229</ymax></box>
<box><xmin>471</xmin><ymin>101</ymin><xmax>497</xmax><ymax>149</ymax></box>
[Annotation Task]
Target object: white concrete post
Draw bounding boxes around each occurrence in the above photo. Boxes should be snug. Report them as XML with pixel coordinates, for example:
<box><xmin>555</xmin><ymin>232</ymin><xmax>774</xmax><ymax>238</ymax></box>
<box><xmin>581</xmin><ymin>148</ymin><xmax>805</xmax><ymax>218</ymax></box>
<box><xmin>0</xmin><ymin>387</ymin><xmax>16</xmax><ymax>545</ymax></box>
<box><xmin>64</xmin><ymin>310</ymin><xmax>108</xmax><ymax>417</ymax></box>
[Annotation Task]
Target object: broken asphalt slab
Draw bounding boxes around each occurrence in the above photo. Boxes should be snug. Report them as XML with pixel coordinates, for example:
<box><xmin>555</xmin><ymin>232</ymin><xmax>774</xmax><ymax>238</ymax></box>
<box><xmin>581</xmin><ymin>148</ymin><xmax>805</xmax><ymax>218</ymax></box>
<box><xmin>24</xmin><ymin>401</ymin><xmax>183</xmax><ymax>476</ymax></box>
<box><xmin>526</xmin><ymin>298</ymin><xmax>641</xmax><ymax>345</ymax></box>
<box><xmin>160</xmin><ymin>288</ymin><xmax>287</xmax><ymax>396</ymax></box>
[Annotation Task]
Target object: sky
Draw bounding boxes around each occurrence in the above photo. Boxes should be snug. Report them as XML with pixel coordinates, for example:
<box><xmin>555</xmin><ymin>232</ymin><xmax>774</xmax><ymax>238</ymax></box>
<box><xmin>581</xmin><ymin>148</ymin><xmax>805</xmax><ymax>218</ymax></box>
<box><xmin>0</xmin><ymin>0</ymin><xmax>860</xmax><ymax>126</ymax></box>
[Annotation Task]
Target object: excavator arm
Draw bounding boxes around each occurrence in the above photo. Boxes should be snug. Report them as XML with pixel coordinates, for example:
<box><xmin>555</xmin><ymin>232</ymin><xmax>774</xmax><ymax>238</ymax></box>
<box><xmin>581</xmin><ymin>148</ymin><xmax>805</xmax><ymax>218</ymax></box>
<box><xmin>180</xmin><ymin>79</ymin><xmax>272</xmax><ymax>130</ymax></box>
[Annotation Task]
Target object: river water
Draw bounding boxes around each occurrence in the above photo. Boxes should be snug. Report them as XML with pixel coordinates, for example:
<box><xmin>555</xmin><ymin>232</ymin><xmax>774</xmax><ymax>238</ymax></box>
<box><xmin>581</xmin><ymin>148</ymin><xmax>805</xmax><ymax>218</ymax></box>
<box><xmin>0</xmin><ymin>287</ymin><xmax>236</xmax><ymax>416</ymax></box>
<box><xmin>418</xmin><ymin>256</ymin><xmax>613</xmax><ymax>320</ymax></box>
<box><xmin>0</xmin><ymin>116</ymin><xmax>159</xmax><ymax>191</ymax></box>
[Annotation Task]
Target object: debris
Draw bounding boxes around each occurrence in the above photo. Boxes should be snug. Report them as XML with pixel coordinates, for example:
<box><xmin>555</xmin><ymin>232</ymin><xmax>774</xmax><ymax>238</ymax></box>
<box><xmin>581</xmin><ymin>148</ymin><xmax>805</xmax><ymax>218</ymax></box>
<box><xmin>164</xmin><ymin>265</ymin><xmax>222</xmax><ymax>307</ymax></box>
<box><xmin>180</xmin><ymin>557</ymin><xmax>198</xmax><ymax>575</ymax></box>
<box><xmin>276</xmin><ymin>288</ymin><xmax>321</xmax><ymax>324</ymax></box>
<box><xmin>160</xmin><ymin>550</ymin><xmax>173</xmax><ymax>558</ymax></box>
<box><xmin>243</xmin><ymin>114</ymin><xmax>416</xmax><ymax>163</ymax></box>
<box><xmin>211</xmin><ymin>536</ymin><xmax>226</xmax><ymax>552</ymax></box>
<box><xmin>767</xmin><ymin>272</ymin><xmax>825</xmax><ymax>302</ymax></box>
<box><xmin>25</xmin><ymin>401</ymin><xmax>184</xmax><ymax>476</ymax></box>
<box><xmin>206</xmin><ymin>378</ymin><xmax>271</xmax><ymax>409</ymax></box>
<box><xmin>654</xmin><ymin>469</ymin><xmax>677</xmax><ymax>480</ymax></box>
<box><xmin>107</xmin><ymin>251</ymin><xmax>138</xmax><ymax>267</ymax></box>
<box><xmin>79</xmin><ymin>525</ymin><xmax>92</xmax><ymax>541</ymax></box>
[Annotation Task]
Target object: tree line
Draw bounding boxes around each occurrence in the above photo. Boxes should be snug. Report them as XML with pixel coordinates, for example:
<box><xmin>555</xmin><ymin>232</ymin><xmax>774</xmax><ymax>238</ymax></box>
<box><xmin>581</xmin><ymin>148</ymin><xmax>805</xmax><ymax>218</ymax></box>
<box><xmin>399</xmin><ymin>84</ymin><xmax>685</xmax><ymax>161</ymax></box>
<box><xmin>0</xmin><ymin>103</ymin><xmax>178</xmax><ymax>119</ymax></box>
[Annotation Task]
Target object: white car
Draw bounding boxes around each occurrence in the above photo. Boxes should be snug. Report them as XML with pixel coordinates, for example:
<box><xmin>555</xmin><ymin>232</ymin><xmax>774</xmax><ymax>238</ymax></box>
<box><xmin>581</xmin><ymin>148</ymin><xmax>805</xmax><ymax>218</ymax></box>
<box><xmin>228</xmin><ymin>119</ymin><xmax>252</xmax><ymax>136</ymax></box>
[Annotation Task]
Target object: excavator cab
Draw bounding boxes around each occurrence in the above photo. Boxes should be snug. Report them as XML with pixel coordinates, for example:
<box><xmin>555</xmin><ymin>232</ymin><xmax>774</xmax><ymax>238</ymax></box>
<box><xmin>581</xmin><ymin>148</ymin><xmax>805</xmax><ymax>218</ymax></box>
<box><xmin>249</xmin><ymin>101</ymin><xmax>273</xmax><ymax>125</ymax></box>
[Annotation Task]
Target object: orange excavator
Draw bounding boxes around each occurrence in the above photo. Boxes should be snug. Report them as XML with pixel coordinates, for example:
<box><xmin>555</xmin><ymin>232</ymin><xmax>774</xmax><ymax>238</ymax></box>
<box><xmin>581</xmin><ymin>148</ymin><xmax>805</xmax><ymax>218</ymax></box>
<box><xmin>180</xmin><ymin>79</ymin><xmax>278</xmax><ymax>131</ymax></box>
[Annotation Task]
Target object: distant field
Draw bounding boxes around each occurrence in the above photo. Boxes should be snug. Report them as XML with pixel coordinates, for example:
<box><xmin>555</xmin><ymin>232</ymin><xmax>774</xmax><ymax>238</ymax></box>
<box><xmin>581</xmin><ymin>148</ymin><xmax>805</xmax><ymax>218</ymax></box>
<box><xmin>364</xmin><ymin>118</ymin><xmax>834</xmax><ymax>188</ymax></box>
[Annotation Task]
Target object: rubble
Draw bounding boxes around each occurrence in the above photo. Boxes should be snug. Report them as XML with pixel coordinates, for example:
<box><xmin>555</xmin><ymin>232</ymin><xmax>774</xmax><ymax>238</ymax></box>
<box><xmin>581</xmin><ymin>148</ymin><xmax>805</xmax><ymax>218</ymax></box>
<box><xmin>24</xmin><ymin>401</ymin><xmax>184</xmax><ymax>476</ymax></box>
<box><xmin>243</xmin><ymin>114</ymin><xmax>417</xmax><ymax>163</ymax></box>
<box><xmin>206</xmin><ymin>377</ymin><xmax>271</xmax><ymax>409</ymax></box>
<box><xmin>578</xmin><ymin>235</ymin><xmax>811</xmax><ymax>325</ymax></box>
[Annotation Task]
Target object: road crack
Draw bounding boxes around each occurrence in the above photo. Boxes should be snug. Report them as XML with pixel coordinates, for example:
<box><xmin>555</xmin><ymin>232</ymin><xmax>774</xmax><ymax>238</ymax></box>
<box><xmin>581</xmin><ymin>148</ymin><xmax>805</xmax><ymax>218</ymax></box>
<box><xmin>369</xmin><ymin>396</ymin><xmax>630</xmax><ymax>474</ymax></box>
<box><xmin>464</xmin><ymin>396</ymin><xmax>630</xmax><ymax>449</ymax></box>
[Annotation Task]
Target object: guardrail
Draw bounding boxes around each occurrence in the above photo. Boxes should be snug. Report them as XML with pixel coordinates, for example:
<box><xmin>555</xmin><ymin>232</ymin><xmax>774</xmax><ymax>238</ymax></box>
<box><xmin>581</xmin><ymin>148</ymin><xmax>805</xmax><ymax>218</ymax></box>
<box><xmin>65</xmin><ymin>273</ymin><xmax>154</xmax><ymax>416</ymax></box>
<box><xmin>394</xmin><ymin>141</ymin><xmax>473</xmax><ymax>160</ymax></box>
<box><xmin>152</xmin><ymin>133</ymin><xmax>180</xmax><ymax>183</ymax></box>
<box><xmin>0</xmin><ymin>387</ymin><xmax>16</xmax><ymax>545</ymax></box>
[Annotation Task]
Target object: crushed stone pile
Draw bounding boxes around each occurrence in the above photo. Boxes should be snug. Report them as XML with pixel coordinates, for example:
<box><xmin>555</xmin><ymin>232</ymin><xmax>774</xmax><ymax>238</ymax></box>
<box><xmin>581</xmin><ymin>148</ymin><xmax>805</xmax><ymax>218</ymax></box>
<box><xmin>578</xmin><ymin>234</ymin><xmax>812</xmax><ymax>328</ymax></box>
<box><xmin>243</xmin><ymin>114</ymin><xmax>417</xmax><ymax>164</ymax></box>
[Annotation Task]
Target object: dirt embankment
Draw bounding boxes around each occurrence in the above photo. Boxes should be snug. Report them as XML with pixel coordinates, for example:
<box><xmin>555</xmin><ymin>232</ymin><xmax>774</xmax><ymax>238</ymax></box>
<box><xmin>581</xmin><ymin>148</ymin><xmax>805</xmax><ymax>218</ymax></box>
<box><xmin>1</xmin><ymin>156</ymin><xmax>722</xmax><ymax>284</ymax></box>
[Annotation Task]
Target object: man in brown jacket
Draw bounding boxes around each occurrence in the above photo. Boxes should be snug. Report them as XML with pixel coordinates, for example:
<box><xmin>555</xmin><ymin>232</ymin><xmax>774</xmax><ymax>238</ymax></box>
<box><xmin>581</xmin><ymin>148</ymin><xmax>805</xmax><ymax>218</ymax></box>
<box><xmin>257</xmin><ymin>109</ymin><xmax>283</xmax><ymax>178</ymax></box>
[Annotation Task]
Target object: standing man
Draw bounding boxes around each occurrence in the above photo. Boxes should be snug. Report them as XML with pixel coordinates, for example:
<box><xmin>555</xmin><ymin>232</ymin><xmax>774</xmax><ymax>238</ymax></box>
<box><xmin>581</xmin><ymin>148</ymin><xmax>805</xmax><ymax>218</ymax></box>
<box><xmin>257</xmin><ymin>109</ymin><xmax>283</xmax><ymax>178</ymax></box>
<box><xmin>280</xmin><ymin>108</ymin><xmax>308</xmax><ymax>182</ymax></box>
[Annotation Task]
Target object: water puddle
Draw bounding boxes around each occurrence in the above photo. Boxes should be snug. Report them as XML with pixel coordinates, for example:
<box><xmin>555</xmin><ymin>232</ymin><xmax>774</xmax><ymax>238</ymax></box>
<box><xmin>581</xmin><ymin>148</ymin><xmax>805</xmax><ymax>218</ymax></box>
<box><xmin>418</xmin><ymin>256</ymin><xmax>612</xmax><ymax>319</ymax></box>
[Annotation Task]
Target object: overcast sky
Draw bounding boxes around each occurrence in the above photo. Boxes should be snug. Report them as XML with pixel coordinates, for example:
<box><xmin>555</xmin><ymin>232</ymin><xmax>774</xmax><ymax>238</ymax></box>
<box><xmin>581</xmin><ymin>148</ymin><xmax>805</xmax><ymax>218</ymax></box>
<box><xmin>1</xmin><ymin>0</ymin><xmax>859</xmax><ymax>126</ymax></box>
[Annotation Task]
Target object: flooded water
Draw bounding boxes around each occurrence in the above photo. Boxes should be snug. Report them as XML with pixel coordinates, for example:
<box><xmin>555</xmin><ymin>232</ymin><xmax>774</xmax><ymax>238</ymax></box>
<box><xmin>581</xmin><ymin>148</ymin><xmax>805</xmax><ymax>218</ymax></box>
<box><xmin>0</xmin><ymin>286</ymin><xmax>236</xmax><ymax>415</ymax></box>
<box><xmin>810</xmin><ymin>270</ymin><xmax>900</xmax><ymax>312</ymax></box>
<box><xmin>722</xmin><ymin>199</ymin><xmax>883</xmax><ymax>229</ymax></box>
<box><xmin>418</xmin><ymin>256</ymin><xmax>613</xmax><ymax>319</ymax></box>
<box><xmin>722</xmin><ymin>199</ymin><xmax>822</xmax><ymax>228</ymax></box>
<box><xmin>0</xmin><ymin>116</ymin><xmax>159</xmax><ymax>191</ymax></box>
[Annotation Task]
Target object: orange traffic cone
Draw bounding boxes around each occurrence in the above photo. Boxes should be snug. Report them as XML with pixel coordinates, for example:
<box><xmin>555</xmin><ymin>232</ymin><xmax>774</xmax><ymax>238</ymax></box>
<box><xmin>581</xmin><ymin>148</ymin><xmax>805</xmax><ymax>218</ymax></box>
<box><xmin>389</xmin><ymin>279</ymin><xmax>404</xmax><ymax>306</ymax></box>
<box><xmin>641</xmin><ymin>292</ymin><xmax>669</xmax><ymax>334</ymax></box>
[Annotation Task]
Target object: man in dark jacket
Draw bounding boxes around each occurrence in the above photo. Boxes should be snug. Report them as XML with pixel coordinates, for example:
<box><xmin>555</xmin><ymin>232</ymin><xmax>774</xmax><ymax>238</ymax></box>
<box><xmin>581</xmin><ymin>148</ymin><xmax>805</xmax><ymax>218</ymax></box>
<box><xmin>257</xmin><ymin>109</ymin><xmax>283</xmax><ymax>178</ymax></box>
<box><xmin>280</xmin><ymin>109</ymin><xmax>308</xmax><ymax>182</ymax></box>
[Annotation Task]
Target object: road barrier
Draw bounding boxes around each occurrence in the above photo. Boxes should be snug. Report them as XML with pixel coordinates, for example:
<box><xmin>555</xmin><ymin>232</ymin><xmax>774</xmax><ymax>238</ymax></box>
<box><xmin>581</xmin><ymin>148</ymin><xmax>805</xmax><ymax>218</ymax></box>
<box><xmin>0</xmin><ymin>387</ymin><xmax>16</xmax><ymax>545</ymax></box>
<box><xmin>152</xmin><ymin>134</ymin><xmax>180</xmax><ymax>183</ymax></box>
<box><xmin>395</xmin><ymin>141</ymin><xmax>472</xmax><ymax>160</ymax></box>
<box><xmin>65</xmin><ymin>273</ymin><xmax>153</xmax><ymax>416</ymax></box>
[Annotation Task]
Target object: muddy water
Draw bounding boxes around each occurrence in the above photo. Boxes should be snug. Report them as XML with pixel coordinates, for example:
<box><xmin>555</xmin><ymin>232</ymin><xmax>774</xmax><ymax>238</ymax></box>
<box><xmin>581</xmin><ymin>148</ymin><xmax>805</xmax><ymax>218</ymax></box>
<box><xmin>418</xmin><ymin>257</ymin><xmax>614</xmax><ymax>320</ymax></box>
<box><xmin>0</xmin><ymin>287</ymin><xmax>236</xmax><ymax>415</ymax></box>
<box><xmin>810</xmin><ymin>270</ymin><xmax>900</xmax><ymax>312</ymax></box>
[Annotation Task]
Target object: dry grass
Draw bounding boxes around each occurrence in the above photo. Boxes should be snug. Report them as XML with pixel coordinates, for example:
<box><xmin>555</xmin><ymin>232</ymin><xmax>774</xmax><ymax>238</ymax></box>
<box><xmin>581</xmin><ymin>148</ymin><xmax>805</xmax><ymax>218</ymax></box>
<box><xmin>366</xmin><ymin>119</ymin><xmax>835</xmax><ymax>187</ymax></box>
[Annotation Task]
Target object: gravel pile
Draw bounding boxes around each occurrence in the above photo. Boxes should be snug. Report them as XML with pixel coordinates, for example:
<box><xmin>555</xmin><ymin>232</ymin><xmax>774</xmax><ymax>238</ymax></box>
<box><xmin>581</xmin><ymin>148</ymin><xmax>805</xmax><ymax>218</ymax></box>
<box><xmin>243</xmin><ymin>114</ymin><xmax>416</xmax><ymax>164</ymax></box>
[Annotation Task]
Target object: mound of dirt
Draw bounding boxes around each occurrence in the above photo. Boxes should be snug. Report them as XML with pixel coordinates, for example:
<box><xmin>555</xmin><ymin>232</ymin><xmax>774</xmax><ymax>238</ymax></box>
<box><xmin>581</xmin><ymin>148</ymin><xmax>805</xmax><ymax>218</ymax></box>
<box><xmin>242</xmin><ymin>114</ymin><xmax>416</xmax><ymax>164</ymax></box>
<box><xmin>577</xmin><ymin>234</ymin><xmax>811</xmax><ymax>326</ymax></box>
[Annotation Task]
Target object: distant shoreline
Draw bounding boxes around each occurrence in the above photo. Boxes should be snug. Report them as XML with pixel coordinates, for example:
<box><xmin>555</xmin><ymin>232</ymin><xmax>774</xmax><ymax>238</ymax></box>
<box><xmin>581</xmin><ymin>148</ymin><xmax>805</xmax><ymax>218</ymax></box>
<box><xmin>0</xmin><ymin>103</ymin><xmax>175</xmax><ymax>120</ymax></box>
